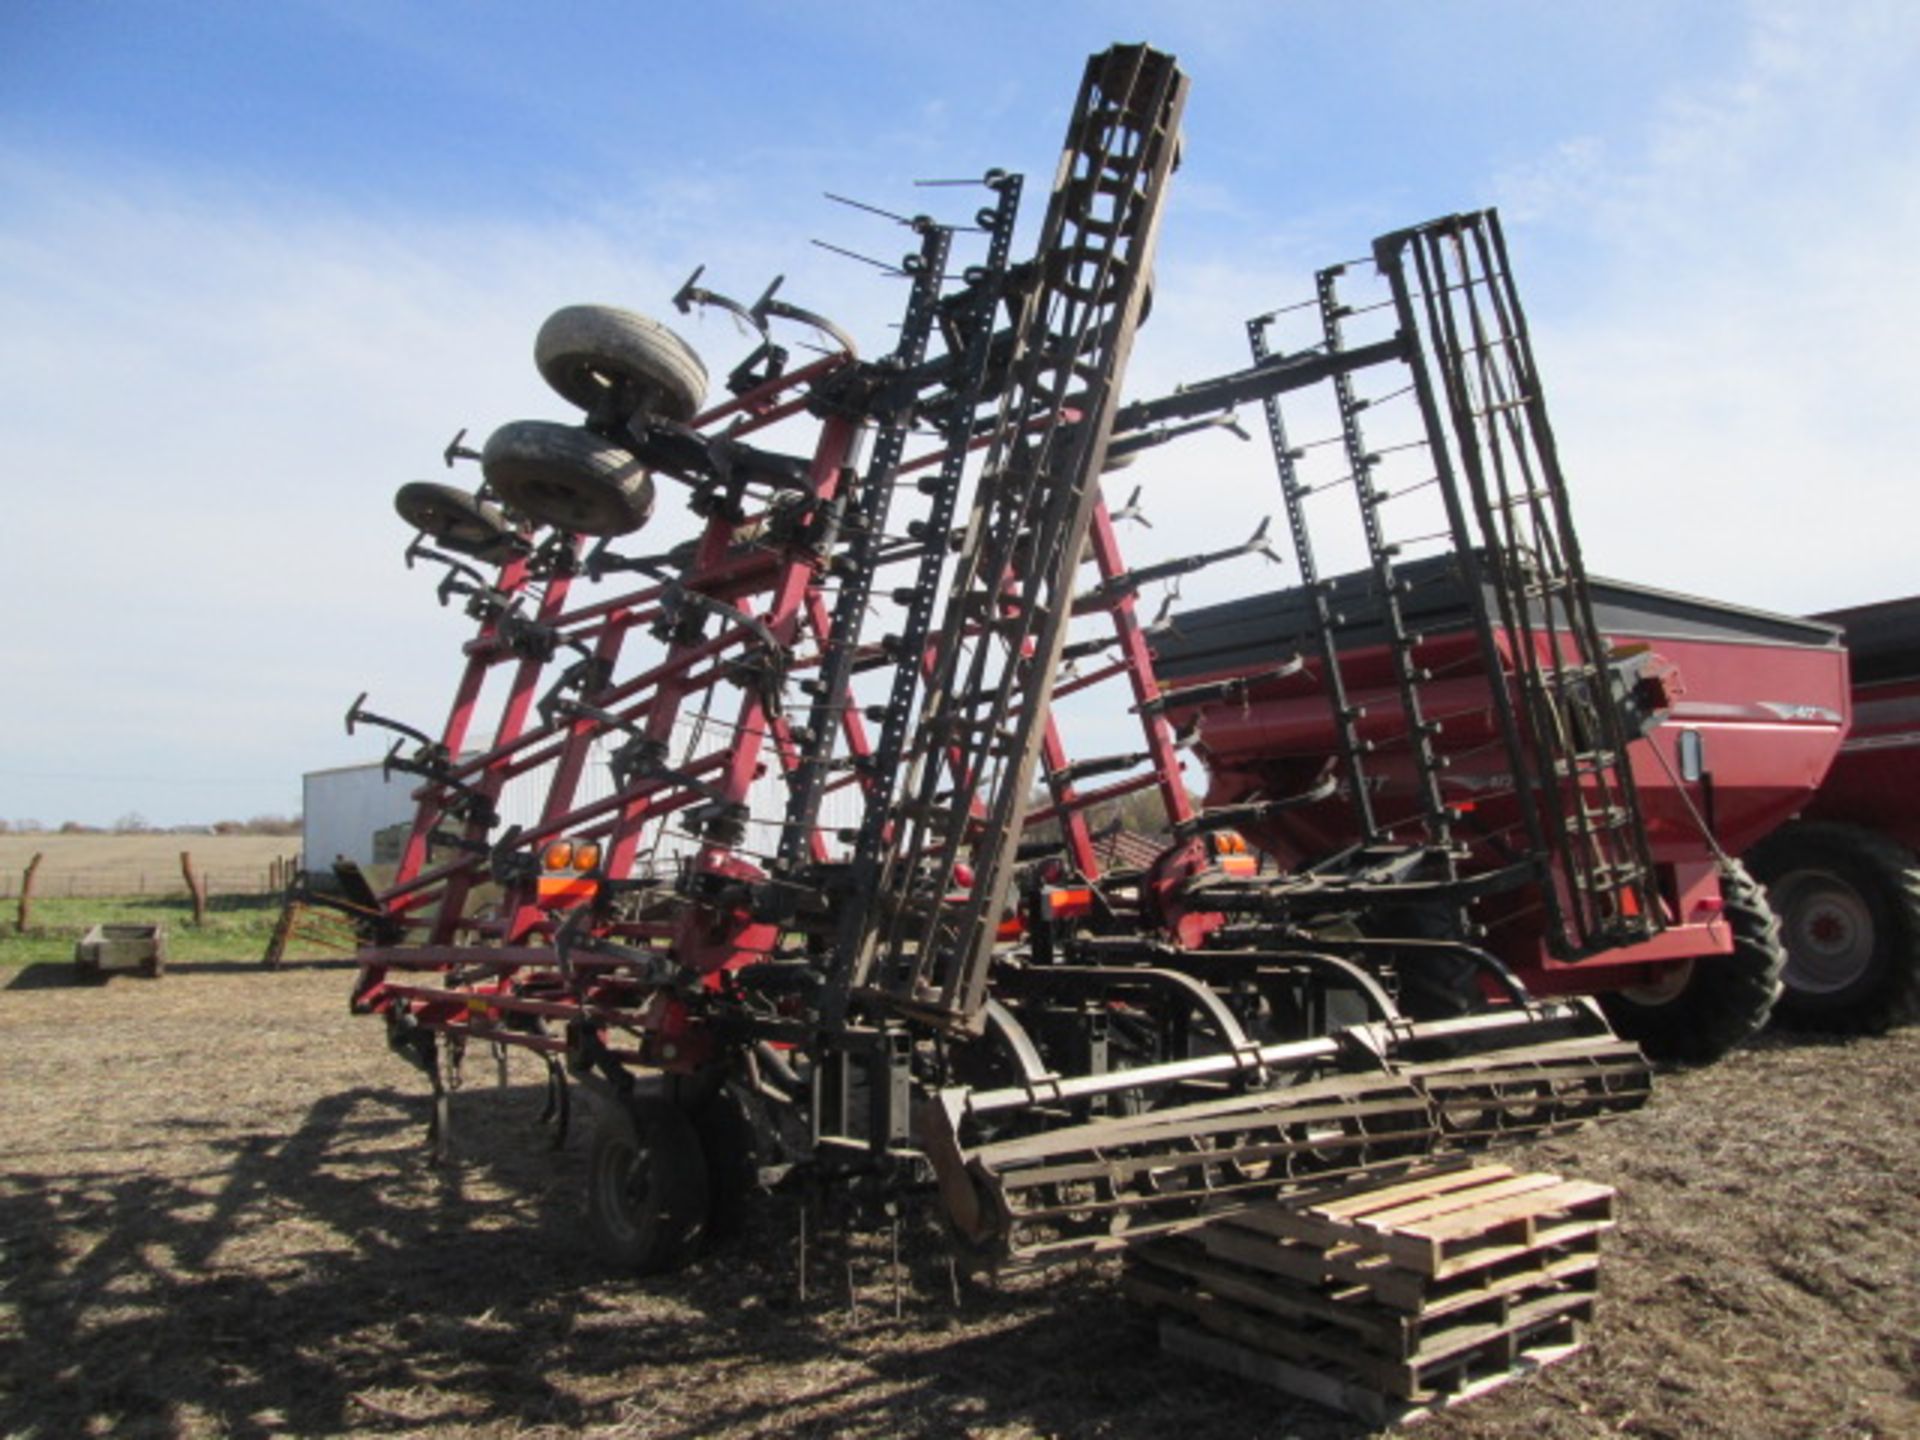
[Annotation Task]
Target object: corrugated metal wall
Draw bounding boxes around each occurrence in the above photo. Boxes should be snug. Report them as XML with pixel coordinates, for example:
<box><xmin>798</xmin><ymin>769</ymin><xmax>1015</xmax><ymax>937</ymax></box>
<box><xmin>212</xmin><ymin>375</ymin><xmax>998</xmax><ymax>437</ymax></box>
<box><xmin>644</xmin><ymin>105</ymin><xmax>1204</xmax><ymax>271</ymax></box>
<box><xmin>302</xmin><ymin>763</ymin><xmax>419</xmax><ymax>872</ymax></box>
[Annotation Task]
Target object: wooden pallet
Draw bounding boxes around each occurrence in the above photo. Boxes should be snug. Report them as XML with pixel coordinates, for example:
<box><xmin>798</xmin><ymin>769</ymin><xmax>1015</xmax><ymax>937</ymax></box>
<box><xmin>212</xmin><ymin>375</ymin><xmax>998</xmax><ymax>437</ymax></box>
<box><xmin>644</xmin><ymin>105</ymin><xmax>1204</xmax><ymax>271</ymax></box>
<box><xmin>1125</xmin><ymin>1162</ymin><xmax>1615</xmax><ymax>1422</ymax></box>
<box><xmin>1157</xmin><ymin>1316</ymin><xmax>1585</xmax><ymax>1427</ymax></box>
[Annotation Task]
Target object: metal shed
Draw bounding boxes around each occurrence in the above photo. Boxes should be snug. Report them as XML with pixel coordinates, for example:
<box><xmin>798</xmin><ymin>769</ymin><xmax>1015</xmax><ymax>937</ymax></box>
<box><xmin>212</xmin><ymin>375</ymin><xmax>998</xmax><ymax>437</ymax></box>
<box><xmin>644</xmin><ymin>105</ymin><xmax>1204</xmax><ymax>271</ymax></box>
<box><xmin>301</xmin><ymin>761</ymin><xmax>419</xmax><ymax>875</ymax></box>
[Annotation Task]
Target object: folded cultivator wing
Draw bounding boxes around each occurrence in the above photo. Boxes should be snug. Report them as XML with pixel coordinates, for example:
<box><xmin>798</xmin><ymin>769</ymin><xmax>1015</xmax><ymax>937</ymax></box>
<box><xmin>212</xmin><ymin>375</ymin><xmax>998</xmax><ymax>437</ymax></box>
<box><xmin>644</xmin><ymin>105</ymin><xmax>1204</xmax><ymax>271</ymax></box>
<box><xmin>340</xmin><ymin>45</ymin><xmax>1656</xmax><ymax>1275</ymax></box>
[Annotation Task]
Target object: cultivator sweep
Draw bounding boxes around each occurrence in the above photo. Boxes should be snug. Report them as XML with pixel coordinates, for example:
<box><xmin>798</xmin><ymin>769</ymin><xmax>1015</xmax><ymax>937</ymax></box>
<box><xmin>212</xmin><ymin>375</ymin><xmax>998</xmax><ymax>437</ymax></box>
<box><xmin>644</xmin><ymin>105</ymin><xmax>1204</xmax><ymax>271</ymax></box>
<box><xmin>337</xmin><ymin>45</ymin><xmax>1661</xmax><ymax>1273</ymax></box>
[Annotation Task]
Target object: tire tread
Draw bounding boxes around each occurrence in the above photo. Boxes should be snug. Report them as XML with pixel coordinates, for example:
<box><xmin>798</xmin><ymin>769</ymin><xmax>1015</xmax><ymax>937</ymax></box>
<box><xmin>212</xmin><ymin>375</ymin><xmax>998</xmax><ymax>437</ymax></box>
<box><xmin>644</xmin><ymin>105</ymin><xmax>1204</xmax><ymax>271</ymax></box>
<box><xmin>1601</xmin><ymin>860</ymin><xmax>1785</xmax><ymax>1065</ymax></box>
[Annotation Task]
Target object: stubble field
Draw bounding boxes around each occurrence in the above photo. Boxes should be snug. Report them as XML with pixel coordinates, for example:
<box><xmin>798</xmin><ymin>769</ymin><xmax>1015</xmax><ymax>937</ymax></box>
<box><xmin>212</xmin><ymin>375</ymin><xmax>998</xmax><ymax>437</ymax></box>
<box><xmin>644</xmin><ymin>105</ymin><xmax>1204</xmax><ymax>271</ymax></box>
<box><xmin>0</xmin><ymin>956</ymin><xmax>1914</xmax><ymax>1439</ymax></box>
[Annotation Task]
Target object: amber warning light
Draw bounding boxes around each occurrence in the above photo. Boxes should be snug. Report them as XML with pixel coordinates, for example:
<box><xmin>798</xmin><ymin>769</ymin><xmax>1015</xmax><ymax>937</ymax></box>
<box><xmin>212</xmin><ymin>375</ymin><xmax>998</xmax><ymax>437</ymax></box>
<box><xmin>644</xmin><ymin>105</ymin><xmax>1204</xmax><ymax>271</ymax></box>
<box><xmin>536</xmin><ymin>838</ymin><xmax>602</xmax><ymax>908</ymax></box>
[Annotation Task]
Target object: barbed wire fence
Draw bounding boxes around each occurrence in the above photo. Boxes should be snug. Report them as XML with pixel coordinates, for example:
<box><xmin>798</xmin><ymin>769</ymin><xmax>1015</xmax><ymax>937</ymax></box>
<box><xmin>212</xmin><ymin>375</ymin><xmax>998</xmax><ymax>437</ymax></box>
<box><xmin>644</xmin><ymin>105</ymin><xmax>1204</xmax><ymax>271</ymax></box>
<box><xmin>0</xmin><ymin>859</ymin><xmax>300</xmax><ymax>901</ymax></box>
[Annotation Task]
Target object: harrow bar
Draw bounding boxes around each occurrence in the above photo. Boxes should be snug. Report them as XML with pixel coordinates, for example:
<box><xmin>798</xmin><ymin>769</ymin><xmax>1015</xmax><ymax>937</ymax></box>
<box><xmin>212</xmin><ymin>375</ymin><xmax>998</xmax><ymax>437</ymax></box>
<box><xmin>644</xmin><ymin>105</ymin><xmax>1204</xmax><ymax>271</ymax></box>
<box><xmin>863</xmin><ymin>45</ymin><xmax>1190</xmax><ymax>1031</ymax></box>
<box><xmin>924</xmin><ymin>1002</ymin><xmax>1649</xmax><ymax>1265</ymax></box>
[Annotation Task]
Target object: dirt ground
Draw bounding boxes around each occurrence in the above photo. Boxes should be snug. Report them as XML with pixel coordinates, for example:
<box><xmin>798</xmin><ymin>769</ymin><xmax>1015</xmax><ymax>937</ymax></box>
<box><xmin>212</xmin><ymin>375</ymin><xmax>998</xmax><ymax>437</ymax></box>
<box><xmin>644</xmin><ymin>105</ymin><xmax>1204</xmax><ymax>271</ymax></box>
<box><xmin>1</xmin><ymin>960</ymin><xmax>1914</xmax><ymax>1440</ymax></box>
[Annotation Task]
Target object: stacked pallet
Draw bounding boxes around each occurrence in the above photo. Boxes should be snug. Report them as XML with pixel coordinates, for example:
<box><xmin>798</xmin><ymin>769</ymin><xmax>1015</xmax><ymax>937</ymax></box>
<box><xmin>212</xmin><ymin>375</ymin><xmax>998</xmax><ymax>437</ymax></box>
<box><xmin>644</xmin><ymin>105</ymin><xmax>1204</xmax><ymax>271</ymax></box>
<box><xmin>1124</xmin><ymin>1162</ymin><xmax>1617</xmax><ymax>1424</ymax></box>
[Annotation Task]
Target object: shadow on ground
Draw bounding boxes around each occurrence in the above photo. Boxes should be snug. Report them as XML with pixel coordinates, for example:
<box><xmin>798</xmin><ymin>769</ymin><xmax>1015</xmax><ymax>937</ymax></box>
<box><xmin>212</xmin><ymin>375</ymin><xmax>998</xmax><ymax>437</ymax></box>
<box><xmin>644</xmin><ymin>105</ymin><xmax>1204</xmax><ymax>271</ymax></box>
<box><xmin>0</xmin><ymin>1078</ymin><xmax>1350</xmax><ymax>1440</ymax></box>
<box><xmin>5</xmin><ymin>961</ymin><xmax>98</xmax><ymax>991</ymax></box>
<box><xmin>6</xmin><ymin>956</ymin><xmax>357</xmax><ymax>990</ymax></box>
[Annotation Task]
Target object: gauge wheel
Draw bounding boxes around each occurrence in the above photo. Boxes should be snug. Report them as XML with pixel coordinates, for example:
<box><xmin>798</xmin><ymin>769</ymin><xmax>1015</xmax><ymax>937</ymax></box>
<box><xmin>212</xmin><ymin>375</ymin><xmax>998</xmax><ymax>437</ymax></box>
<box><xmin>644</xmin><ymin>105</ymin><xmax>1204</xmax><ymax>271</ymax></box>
<box><xmin>393</xmin><ymin>481</ymin><xmax>517</xmax><ymax>561</ymax></box>
<box><xmin>481</xmin><ymin>420</ymin><xmax>657</xmax><ymax>536</ymax></box>
<box><xmin>586</xmin><ymin>1099</ymin><xmax>710</xmax><ymax>1274</ymax></box>
<box><xmin>535</xmin><ymin>304</ymin><xmax>707</xmax><ymax>421</ymax></box>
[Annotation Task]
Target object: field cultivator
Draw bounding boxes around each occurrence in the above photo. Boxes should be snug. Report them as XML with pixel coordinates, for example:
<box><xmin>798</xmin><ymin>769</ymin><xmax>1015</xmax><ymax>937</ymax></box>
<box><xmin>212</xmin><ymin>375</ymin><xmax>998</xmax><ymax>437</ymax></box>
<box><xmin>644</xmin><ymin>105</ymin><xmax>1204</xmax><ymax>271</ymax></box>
<box><xmin>336</xmin><ymin>45</ymin><xmax>1658</xmax><ymax>1274</ymax></box>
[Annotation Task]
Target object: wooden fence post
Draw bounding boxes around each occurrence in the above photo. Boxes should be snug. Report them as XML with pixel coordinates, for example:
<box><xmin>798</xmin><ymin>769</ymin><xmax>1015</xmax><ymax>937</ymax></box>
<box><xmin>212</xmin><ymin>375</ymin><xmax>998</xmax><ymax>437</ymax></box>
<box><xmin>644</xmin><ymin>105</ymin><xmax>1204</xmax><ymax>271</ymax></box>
<box><xmin>179</xmin><ymin>850</ymin><xmax>208</xmax><ymax>926</ymax></box>
<box><xmin>16</xmin><ymin>852</ymin><xmax>42</xmax><ymax>933</ymax></box>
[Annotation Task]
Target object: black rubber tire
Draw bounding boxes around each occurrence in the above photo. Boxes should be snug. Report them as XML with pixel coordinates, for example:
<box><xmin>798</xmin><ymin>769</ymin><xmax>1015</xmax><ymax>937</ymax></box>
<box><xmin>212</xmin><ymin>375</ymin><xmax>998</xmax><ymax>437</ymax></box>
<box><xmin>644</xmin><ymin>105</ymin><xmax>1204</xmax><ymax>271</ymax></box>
<box><xmin>1600</xmin><ymin>860</ymin><xmax>1785</xmax><ymax>1065</ymax></box>
<box><xmin>692</xmin><ymin>1083</ymin><xmax>763</xmax><ymax>1240</ymax></box>
<box><xmin>586</xmin><ymin>1099</ymin><xmax>710</xmax><ymax>1275</ymax></box>
<box><xmin>481</xmin><ymin>420</ymin><xmax>657</xmax><ymax>537</ymax></box>
<box><xmin>1746</xmin><ymin>822</ymin><xmax>1920</xmax><ymax>1034</ymax></box>
<box><xmin>535</xmin><ymin>305</ymin><xmax>707</xmax><ymax>421</ymax></box>
<box><xmin>393</xmin><ymin>481</ymin><xmax>517</xmax><ymax>561</ymax></box>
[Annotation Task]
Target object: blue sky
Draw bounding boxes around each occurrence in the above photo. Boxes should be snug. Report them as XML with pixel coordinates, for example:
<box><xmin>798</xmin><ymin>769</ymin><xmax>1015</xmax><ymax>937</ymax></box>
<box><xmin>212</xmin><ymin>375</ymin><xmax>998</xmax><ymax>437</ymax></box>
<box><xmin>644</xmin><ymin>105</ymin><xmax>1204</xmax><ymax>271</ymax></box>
<box><xmin>3</xmin><ymin>1</ymin><xmax>1916</xmax><ymax>827</ymax></box>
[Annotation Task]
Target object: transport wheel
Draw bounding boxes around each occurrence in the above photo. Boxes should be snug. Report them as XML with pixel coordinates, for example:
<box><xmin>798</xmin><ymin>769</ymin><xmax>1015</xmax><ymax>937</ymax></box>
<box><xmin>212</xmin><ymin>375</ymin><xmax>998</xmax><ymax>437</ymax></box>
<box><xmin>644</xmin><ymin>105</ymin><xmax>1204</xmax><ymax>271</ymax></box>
<box><xmin>534</xmin><ymin>305</ymin><xmax>708</xmax><ymax>421</ymax></box>
<box><xmin>392</xmin><ymin>481</ymin><xmax>517</xmax><ymax>561</ymax></box>
<box><xmin>1746</xmin><ymin>822</ymin><xmax>1920</xmax><ymax>1034</ymax></box>
<box><xmin>586</xmin><ymin>1099</ymin><xmax>710</xmax><ymax>1274</ymax></box>
<box><xmin>1600</xmin><ymin>860</ymin><xmax>1785</xmax><ymax>1065</ymax></box>
<box><xmin>481</xmin><ymin>420</ymin><xmax>657</xmax><ymax>537</ymax></box>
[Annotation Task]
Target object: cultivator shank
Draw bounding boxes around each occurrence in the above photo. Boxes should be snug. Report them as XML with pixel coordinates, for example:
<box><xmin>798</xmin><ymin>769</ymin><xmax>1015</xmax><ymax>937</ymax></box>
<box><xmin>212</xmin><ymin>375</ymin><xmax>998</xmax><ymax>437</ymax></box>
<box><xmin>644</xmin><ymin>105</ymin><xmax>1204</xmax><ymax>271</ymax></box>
<box><xmin>340</xmin><ymin>45</ymin><xmax>1663</xmax><ymax>1276</ymax></box>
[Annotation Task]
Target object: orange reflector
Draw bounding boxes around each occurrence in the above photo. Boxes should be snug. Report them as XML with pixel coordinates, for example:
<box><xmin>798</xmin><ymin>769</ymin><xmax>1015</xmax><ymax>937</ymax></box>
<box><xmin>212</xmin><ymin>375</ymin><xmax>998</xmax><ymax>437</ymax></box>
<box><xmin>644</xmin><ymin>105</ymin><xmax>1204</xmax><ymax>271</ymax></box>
<box><xmin>1621</xmin><ymin>886</ymin><xmax>1642</xmax><ymax>917</ymax></box>
<box><xmin>573</xmin><ymin>841</ymin><xmax>602</xmax><ymax>872</ymax></box>
<box><xmin>1047</xmin><ymin>887</ymin><xmax>1095</xmax><ymax>918</ymax></box>
<box><xmin>543</xmin><ymin>841</ymin><xmax>574</xmax><ymax>871</ymax></box>
<box><xmin>1219</xmin><ymin>855</ymin><xmax>1257</xmax><ymax>877</ymax></box>
<box><xmin>537</xmin><ymin>874</ymin><xmax>598</xmax><ymax>907</ymax></box>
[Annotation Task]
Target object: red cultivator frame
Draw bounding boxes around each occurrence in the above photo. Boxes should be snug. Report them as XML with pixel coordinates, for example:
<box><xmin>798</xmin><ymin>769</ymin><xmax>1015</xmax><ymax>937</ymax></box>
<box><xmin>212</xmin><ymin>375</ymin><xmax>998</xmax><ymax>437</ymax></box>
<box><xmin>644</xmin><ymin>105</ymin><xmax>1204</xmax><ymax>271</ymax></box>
<box><xmin>338</xmin><ymin>46</ymin><xmax>1657</xmax><ymax>1274</ymax></box>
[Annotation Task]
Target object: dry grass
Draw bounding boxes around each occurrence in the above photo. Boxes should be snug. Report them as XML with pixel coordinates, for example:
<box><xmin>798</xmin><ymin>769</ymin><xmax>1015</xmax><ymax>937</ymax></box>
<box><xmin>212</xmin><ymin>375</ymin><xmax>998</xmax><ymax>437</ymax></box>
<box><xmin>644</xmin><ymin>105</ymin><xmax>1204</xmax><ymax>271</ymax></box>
<box><xmin>1</xmin><ymin>959</ymin><xmax>1914</xmax><ymax>1439</ymax></box>
<box><xmin>1</xmin><ymin>895</ymin><xmax>288</xmax><ymax>969</ymax></box>
<box><xmin>0</xmin><ymin>836</ymin><xmax>300</xmax><ymax>873</ymax></box>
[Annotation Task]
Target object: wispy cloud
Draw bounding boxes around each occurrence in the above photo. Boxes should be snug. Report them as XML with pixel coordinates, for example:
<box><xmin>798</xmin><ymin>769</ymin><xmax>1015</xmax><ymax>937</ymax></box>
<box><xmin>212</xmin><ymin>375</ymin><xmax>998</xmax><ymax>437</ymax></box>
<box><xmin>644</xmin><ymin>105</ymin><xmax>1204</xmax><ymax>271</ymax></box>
<box><xmin>1491</xmin><ymin>0</ymin><xmax>1920</xmax><ymax>611</ymax></box>
<box><xmin>0</xmin><ymin>154</ymin><xmax>911</xmax><ymax>824</ymax></box>
<box><xmin>4</xmin><ymin>2</ymin><xmax>1912</xmax><ymax>826</ymax></box>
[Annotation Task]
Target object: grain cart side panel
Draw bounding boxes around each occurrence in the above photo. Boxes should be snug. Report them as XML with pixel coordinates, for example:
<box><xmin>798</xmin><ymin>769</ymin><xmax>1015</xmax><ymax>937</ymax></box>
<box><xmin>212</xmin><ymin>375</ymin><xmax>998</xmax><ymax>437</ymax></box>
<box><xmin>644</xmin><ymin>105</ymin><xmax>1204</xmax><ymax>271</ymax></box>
<box><xmin>1155</xmin><ymin>567</ymin><xmax>1847</xmax><ymax>1000</ymax></box>
<box><xmin>1805</xmin><ymin>595</ymin><xmax>1920</xmax><ymax>848</ymax></box>
<box><xmin>1747</xmin><ymin>594</ymin><xmax>1920</xmax><ymax>1031</ymax></box>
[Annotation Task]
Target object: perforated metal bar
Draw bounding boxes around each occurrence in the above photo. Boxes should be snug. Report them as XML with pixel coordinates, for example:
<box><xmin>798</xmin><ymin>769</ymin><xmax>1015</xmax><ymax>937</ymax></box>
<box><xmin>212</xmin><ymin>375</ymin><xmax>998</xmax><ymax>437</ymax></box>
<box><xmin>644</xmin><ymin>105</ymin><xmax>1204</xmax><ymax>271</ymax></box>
<box><xmin>1383</xmin><ymin>212</ymin><xmax>1660</xmax><ymax>955</ymax></box>
<box><xmin>862</xmin><ymin>45</ymin><xmax>1190</xmax><ymax>1029</ymax></box>
<box><xmin>1319</xmin><ymin>266</ymin><xmax>1453</xmax><ymax>849</ymax></box>
<box><xmin>778</xmin><ymin>217</ymin><xmax>960</xmax><ymax>868</ymax></box>
<box><xmin>1247</xmin><ymin>317</ymin><xmax>1379</xmax><ymax>842</ymax></box>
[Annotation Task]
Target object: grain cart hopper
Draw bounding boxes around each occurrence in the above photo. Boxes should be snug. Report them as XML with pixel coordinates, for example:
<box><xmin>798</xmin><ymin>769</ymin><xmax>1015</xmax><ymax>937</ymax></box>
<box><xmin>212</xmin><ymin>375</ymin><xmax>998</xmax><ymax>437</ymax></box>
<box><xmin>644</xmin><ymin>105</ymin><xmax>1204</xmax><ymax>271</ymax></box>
<box><xmin>333</xmin><ymin>46</ymin><xmax>1656</xmax><ymax>1274</ymax></box>
<box><xmin>1747</xmin><ymin>594</ymin><xmax>1920</xmax><ymax>1031</ymax></box>
<box><xmin>1155</xmin><ymin>570</ymin><xmax>1845</xmax><ymax>1063</ymax></box>
<box><xmin>1143</xmin><ymin>221</ymin><xmax>1851</xmax><ymax>1066</ymax></box>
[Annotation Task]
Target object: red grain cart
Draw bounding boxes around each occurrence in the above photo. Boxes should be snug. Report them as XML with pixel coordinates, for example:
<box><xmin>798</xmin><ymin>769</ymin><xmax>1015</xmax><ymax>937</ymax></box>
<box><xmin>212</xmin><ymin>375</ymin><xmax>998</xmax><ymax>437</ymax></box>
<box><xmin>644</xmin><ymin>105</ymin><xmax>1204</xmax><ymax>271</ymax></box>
<box><xmin>1153</xmin><ymin>562</ymin><xmax>1848</xmax><ymax>1062</ymax></box>
<box><xmin>1748</xmin><ymin>594</ymin><xmax>1920</xmax><ymax>1031</ymax></box>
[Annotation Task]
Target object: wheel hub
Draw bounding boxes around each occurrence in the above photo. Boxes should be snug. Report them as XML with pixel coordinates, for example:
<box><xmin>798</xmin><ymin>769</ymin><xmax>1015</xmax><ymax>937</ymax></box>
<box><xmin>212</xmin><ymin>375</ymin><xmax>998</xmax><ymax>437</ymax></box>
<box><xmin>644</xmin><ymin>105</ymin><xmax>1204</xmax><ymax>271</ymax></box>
<box><xmin>1618</xmin><ymin>957</ymin><xmax>1695</xmax><ymax>1007</ymax></box>
<box><xmin>597</xmin><ymin>1135</ymin><xmax>654</xmax><ymax>1242</ymax></box>
<box><xmin>1774</xmin><ymin>868</ymin><xmax>1876</xmax><ymax>995</ymax></box>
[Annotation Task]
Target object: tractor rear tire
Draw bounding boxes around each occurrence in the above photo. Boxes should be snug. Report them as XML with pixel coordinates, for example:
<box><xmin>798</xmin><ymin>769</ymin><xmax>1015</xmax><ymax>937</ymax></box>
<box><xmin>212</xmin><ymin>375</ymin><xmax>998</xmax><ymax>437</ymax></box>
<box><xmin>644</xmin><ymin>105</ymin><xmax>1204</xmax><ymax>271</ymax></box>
<box><xmin>393</xmin><ymin>481</ymin><xmax>517</xmax><ymax>562</ymax></box>
<box><xmin>1600</xmin><ymin>860</ymin><xmax>1785</xmax><ymax>1065</ymax></box>
<box><xmin>586</xmin><ymin>1099</ymin><xmax>710</xmax><ymax>1275</ymax></box>
<box><xmin>481</xmin><ymin>420</ymin><xmax>657</xmax><ymax>537</ymax></box>
<box><xmin>535</xmin><ymin>305</ymin><xmax>708</xmax><ymax>422</ymax></box>
<box><xmin>1746</xmin><ymin>822</ymin><xmax>1920</xmax><ymax>1034</ymax></box>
